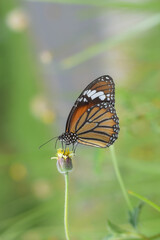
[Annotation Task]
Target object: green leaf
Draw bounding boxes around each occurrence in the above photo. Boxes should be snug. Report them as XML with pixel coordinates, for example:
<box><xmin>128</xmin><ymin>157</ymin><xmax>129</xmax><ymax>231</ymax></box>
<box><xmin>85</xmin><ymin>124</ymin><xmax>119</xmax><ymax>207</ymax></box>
<box><xmin>128</xmin><ymin>202</ymin><xmax>144</xmax><ymax>229</ymax></box>
<box><xmin>107</xmin><ymin>220</ymin><xmax>126</xmax><ymax>234</ymax></box>
<box><xmin>102</xmin><ymin>234</ymin><xmax>114</xmax><ymax>240</ymax></box>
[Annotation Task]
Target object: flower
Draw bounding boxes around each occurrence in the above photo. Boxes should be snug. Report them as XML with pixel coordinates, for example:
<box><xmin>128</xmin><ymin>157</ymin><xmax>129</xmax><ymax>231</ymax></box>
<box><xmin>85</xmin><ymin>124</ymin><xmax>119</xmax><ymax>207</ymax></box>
<box><xmin>32</xmin><ymin>179</ymin><xmax>52</xmax><ymax>199</ymax></box>
<box><xmin>5</xmin><ymin>8</ymin><xmax>29</xmax><ymax>32</ymax></box>
<box><xmin>51</xmin><ymin>148</ymin><xmax>74</xmax><ymax>174</ymax></box>
<box><xmin>39</xmin><ymin>50</ymin><xmax>53</xmax><ymax>64</ymax></box>
<box><xmin>9</xmin><ymin>163</ymin><xmax>27</xmax><ymax>181</ymax></box>
<box><xmin>30</xmin><ymin>95</ymin><xmax>55</xmax><ymax>124</ymax></box>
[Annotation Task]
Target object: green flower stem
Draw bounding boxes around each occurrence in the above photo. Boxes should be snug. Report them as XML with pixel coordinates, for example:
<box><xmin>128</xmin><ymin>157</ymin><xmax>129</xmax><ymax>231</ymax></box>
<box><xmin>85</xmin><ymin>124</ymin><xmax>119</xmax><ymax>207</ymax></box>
<box><xmin>110</xmin><ymin>145</ymin><xmax>133</xmax><ymax>211</ymax></box>
<box><xmin>64</xmin><ymin>172</ymin><xmax>70</xmax><ymax>240</ymax></box>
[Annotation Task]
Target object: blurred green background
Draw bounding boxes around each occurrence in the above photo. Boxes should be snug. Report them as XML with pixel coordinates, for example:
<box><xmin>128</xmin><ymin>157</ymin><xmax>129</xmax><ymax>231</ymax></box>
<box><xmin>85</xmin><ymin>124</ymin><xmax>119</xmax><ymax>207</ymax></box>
<box><xmin>0</xmin><ymin>0</ymin><xmax>160</xmax><ymax>240</ymax></box>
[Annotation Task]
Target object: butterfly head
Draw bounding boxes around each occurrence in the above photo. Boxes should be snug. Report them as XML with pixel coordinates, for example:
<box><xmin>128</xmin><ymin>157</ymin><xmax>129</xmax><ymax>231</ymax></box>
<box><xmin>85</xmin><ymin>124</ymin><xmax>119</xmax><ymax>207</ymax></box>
<box><xmin>58</xmin><ymin>132</ymin><xmax>78</xmax><ymax>145</ymax></box>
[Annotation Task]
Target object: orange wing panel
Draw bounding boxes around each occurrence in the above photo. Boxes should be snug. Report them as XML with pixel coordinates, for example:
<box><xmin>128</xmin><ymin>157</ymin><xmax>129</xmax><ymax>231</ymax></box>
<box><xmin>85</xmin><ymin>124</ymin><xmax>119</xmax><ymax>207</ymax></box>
<box><xmin>69</xmin><ymin>103</ymin><xmax>93</xmax><ymax>133</ymax></box>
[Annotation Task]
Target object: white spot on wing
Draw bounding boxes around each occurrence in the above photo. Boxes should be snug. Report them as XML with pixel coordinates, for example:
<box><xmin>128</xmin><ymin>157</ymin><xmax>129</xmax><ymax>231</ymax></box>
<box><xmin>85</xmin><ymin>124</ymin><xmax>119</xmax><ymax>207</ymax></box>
<box><xmin>99</xmin><ymin>95</ymin><xmax>106</xmax><ymax>100</ymax></box>
<box><xmin>83</xmin><ymin>90</ymin><xmax>88</xmax><ymax>95</ymax></box>
<box><xmin>83</xmin><ymin>98</ymin><xmax>88</xmax><ymax>102</ymax></box>
<box><xmin>87</xmin><ymin>90</ymin><xmax>96</xmax><ymax>97</ymax></box>
<box><xmin>87</xmin><ymin>90</ymin><xmax>91</xmax><ymax>95</ymax></box>
<box><xmin>91</xmin><ymin>91</ymin><xmax>105</xmax><ymax>100</ymax></box>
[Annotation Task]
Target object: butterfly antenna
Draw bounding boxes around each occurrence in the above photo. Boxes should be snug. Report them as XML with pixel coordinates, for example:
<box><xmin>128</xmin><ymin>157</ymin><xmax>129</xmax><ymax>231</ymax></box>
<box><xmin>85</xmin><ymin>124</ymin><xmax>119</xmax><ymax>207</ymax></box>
<box><xmin>55</xmin><ymin>138</ymin><xmax>59</xmax><ymax>149</ymax></box>
<box><xmin>39</xmin><ymin>136</ymin><xmax>58</xmax><ymax>149</ymax></box>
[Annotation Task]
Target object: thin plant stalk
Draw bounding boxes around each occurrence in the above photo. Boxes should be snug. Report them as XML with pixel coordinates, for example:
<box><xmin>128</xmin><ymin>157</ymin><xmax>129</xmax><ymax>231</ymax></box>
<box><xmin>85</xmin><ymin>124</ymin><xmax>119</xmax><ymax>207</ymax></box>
<box><xmin>110</xmin><ymin>145</ymin><xmax>133</xmax><ymax>211</ymax></box>
<box><xmin>129</xmin><ymin>190</ymin><xmax>160</xmax><ymax>213</ymax></box>
<box><xmin>64</xmin><ymin>172</ymin><xmax>70</xmax><ymax>240</ymax></box>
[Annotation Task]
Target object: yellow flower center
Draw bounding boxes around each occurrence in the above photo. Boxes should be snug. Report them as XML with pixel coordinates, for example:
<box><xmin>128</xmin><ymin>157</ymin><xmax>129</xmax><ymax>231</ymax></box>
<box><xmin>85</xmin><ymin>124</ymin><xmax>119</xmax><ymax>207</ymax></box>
<box><xmin>51</xmin><ymin>148</ymin><xmax>74</xmax><ymax>160</ymax></box>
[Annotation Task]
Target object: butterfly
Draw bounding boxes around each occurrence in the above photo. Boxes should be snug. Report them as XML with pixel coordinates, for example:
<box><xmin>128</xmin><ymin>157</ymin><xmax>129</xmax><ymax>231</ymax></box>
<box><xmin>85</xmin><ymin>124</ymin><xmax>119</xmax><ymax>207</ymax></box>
<box><xmin>57</xmin><ymin>75</ymin><xmax>120</xmax><ymax>151</ymax></box>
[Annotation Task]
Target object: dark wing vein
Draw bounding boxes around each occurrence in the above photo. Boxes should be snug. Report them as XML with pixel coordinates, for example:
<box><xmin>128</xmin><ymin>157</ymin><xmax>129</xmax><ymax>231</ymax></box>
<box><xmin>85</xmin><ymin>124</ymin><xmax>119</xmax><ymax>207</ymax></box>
<box><xmin>79</xmin><ymin>137</ymin><xmax>107</xmax><ymax>143</ymax></box>
<box><xmin>90</xmin><ymin>112</ymin><xmax>110</xmax><ymax>122</ymax></box>
<box><xmin>75</xmin><ymin>110</ymin><xmax>89</xmax><ymax>132</ymax></box>
<box><xmin>77</xmin><ymin>138</ymin><xmax>104</xmax><ymax>148</ymax></box>
<box><xmin>92</xmin><ymin>130</ymin><xmax>111</xmax><ymax>137</ymax></box>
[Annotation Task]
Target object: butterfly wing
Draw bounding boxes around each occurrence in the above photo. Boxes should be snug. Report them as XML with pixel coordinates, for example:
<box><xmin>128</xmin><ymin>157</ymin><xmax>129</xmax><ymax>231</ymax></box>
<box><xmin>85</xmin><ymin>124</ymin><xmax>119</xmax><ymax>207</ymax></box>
<box><xmin>75</xmin><ymin>103</ymin><xmax>119</xmax><ymax>147</ymax></box>
<box><xmin>65</xmin><ymin>75</ymin><xmax>115</xmax><ymax>134</ymax></box>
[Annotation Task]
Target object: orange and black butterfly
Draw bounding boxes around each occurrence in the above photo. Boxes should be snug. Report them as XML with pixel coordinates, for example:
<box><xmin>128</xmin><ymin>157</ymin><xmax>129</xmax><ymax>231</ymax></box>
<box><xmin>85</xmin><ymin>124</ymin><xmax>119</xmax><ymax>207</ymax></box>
<box><xmin>58</xmin><ymin>75</ymin><xmax>120</xmax><ymax>151</ymax></box>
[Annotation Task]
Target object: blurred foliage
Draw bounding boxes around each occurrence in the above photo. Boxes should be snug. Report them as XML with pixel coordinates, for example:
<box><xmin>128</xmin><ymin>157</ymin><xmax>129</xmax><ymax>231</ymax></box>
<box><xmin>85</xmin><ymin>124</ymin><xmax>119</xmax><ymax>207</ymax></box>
<box><xmin>0</xmin><ymin>0</ymin><xmax>160</xmax><ymax>240</ymax></box>
<box><xmin>60</xmin><ymin>14</ymin><xmax>160</xmax><ymax>69</ymax></box>
<box><xmin>28</xmin><ymin>0</ymin><xmax>160</xmax><ymax>11</ymax></box>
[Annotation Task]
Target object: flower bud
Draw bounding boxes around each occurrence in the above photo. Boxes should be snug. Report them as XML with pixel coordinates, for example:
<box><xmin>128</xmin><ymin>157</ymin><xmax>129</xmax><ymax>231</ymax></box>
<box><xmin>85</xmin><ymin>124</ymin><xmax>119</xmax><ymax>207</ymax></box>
<box><xmin>51</xmin><ymin>148</ymin><xmax>74</xmax><ymax>174</ymax></box>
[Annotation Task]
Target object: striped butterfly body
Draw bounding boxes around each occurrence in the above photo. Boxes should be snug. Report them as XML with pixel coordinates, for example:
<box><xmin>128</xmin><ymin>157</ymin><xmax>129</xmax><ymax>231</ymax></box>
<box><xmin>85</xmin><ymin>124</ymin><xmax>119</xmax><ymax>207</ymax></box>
<box><xmin>58</xmin><ymin>75</ymin><xmax>120</xmax><ymax>149</ymax></box>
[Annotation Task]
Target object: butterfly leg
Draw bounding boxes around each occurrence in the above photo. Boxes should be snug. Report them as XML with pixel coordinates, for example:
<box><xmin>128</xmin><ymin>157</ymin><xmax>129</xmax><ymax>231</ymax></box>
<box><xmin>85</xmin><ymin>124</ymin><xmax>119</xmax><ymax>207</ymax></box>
<box><xmin>72</xmin><ymin>144</ymin><xmax>74</xmax><ymax>153</ymax></box>
<box><xmin>61</xmin><ymin>141</ymin><xmax>64</xmax><ymax>150</ymax></box>
<box><xmin>72</xmin><ymin>142</ymin><xmax>78</xmax><ymax>153</ymax></box>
